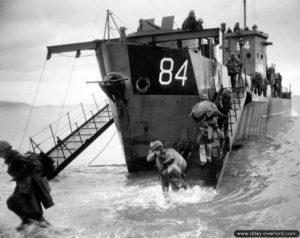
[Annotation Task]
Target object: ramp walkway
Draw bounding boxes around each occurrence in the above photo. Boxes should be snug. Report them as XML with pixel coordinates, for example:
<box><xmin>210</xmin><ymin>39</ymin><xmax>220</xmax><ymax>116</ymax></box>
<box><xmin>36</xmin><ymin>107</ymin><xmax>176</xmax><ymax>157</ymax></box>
<box><xmin>175</xmin><ymin>84</ymin><xmax>248</xmax><ymax>185</ymax></box>
<box><xmin>30</xmin><ymin>94</ymin><xmax>113</xmax><ymax>179</ymax></box>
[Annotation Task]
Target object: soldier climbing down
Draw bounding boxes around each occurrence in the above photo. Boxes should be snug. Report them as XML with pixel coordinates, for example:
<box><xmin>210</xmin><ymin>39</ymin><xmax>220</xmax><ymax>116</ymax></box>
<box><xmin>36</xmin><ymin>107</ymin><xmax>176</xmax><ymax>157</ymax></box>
<box><xmin>226</xmin><ymin>54</ymin><xmax>242</xmax><ymax>88</ymax></box>
<box><xmin>216</xmin><ymin>88</ymin><xmax>232</xmax><ymax>135</ymax></box>
<box><xmin>189</xmin><ymin>94</ymin><xmax>224</xmax><ymax>166</ymax></box>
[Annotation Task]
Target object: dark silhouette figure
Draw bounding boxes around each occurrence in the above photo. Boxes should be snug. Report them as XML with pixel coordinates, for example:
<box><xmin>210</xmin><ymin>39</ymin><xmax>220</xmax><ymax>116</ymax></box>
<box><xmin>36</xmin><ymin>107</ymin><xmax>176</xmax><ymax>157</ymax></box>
<box><xmin>0</xmin><ymin>141</ymin><xmax>54</xmax><ymax>230</ymax></box>
<box><xmin>182</xmin><ymin>10</ymin><xmax>197</xmax><ymax>30</ymax></box>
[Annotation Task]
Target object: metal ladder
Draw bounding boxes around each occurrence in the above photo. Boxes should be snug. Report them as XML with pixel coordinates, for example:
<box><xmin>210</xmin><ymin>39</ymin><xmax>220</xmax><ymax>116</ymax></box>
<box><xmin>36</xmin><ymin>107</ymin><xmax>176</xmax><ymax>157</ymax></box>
<box><xmin>30</xmin><ymin>98</ymin><xmax>114</xmax><ymax>179</ymax></box>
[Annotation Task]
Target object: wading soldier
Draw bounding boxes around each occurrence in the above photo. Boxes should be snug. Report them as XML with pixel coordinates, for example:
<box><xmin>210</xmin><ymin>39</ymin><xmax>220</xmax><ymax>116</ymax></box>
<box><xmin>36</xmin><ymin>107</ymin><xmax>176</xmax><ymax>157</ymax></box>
<box><xmin>0</xmin><ymin>140</ymin><xmax>54</xmax><ymax>231</ymax></box>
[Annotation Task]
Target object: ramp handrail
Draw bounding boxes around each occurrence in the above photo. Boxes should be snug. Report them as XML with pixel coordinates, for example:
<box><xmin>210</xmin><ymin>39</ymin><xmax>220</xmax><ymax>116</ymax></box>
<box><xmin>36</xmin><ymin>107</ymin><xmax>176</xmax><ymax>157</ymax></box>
<box><xmin>29</xmin><ymin>92</ymin><xmax>107</xmax><ymax>154</ymax></box>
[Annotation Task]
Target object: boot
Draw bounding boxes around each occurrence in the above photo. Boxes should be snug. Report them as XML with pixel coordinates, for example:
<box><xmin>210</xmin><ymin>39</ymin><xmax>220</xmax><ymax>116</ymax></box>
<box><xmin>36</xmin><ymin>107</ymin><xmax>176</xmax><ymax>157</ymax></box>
<box><xmin>16</xmin><ymin>217</ymin><xmax>33</xmax><ymax>231</ymax></box>
<box><xmin>37</xmin><ymin>215</ymin><xmax>51</xmax><ymax>228</ymax></box>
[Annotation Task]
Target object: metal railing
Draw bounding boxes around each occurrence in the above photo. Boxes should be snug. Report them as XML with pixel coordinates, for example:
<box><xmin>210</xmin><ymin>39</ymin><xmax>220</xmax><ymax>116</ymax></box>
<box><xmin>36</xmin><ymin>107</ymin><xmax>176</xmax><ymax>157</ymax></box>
<box><xmin>29</xmin><ymin>92</ymin><xmax>110</xmax><ymax>154</ymax></box>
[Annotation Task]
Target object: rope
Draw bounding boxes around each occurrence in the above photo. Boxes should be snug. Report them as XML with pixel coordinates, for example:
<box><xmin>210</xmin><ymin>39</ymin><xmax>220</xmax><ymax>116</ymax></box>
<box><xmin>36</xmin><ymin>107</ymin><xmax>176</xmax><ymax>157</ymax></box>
<box><xmin>111</xmin><ymin>12</ymin><xmax>134</xmax><ymax>32</ymax></box>
<box><xmin>19</xmin><ymin>59</ymin><xmax>48</xmax><ymax>151</ymax></box>
<box><xmin>54</xmin><ymin>57</ymin><xmax>77</xmax><ymax>136</ymax></box>
<box><xmin>88</xmin><ymin>130</ymin><xmax>117</xmax><ymax>165</ymax></box>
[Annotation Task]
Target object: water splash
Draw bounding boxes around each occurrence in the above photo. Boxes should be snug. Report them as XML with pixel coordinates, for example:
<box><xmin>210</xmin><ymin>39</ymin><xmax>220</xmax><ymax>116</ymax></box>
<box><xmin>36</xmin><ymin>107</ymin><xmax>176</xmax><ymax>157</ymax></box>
<box><xmin>0</xmin><ymin>223</ymin><xmax>86</xmax><ymax>238</ymax></box>
<box><xmin>117</xmin><ymin>184</ymin><xmax>217</xmax><ymax>211</ymax></box>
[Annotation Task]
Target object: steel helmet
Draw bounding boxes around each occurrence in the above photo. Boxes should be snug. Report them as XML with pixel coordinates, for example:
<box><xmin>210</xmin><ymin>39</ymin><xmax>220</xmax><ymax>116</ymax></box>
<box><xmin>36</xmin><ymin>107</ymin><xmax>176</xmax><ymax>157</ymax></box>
<box><xmin>197</xmin><ymin>18</ymin><xmax>203</xmax><ymax>23</ymax></box>
<box><xmin>0</xmin><ymin>140</ymin><xmax>11</xmax><ymax>152</ymax></box>
<box><xmin>150</xmin><ymin>140</ymin><xmax>163</xmax><ymax>152</ymax></box>
<box><xmin>223</xmin><ymin>88</ymin><xmax>232</xmax><ymax>95</ymax></box>
<box><xmin>189</xmin><ymin>10</ymin><xmax>195</xmax><ymax>16</ymax></box>
<box><xmin>200</xmin><ymin>93</ymin><xmax>209</xmax><ymax>100</ymax></box>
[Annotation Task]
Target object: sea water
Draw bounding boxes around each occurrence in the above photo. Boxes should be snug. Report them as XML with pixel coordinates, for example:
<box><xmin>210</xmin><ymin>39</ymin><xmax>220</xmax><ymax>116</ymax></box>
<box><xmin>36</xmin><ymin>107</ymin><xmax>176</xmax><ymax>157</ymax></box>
<box><xmin>0</xmin><ymin>101</ymin><xmax>299</xmax><ymax>238</ymax></box>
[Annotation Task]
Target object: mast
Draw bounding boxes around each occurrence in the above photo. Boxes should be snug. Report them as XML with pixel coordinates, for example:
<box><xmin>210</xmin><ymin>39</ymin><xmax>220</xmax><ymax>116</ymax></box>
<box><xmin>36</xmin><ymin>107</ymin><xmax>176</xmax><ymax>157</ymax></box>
<box><xmin>243</xmin><ymin>0</ymin><xmax>246</xmax><ymax>28</ymax></box>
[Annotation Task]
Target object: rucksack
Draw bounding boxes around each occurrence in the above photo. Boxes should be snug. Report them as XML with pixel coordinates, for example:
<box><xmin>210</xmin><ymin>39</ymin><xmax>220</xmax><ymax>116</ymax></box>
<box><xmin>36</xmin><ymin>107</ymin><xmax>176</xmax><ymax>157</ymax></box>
<box><xmin>24</xmin><ymin>151</ymin><xmax>55</xmax><ymax>177</ymax></box>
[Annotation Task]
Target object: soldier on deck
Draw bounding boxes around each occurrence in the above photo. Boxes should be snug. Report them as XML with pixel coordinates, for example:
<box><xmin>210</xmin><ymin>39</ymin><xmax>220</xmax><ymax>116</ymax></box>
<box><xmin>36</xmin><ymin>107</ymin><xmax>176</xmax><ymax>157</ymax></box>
<box><xmin>196</xmin><ymin>18</ymin><xmax>204</xmax><ymax>30</ymax></box>
<box><xmin>233</xmin><ymin>22</ymin><xmax>241</xmax><ymax>32</ymax></box>
<box><xmin>274</xmin><ymin>73</ymin><xmax>282</xmax><ymax>97</ymax></box>
<box><xmin>137</xmin><ymin>18</ymin><xmax>143</xmax><ymax>32</ymax></box>
<box><xmin>182</xmin><ymin>10</ymin><xmax>197</xmax><ymax>31</ymax></box>
<box><xmin>226</xmin><ymin>54</ymin><xmax>242</xmax><ymax>88</ymax></box>
<box><xmin>252</xmin><ymin>72</ymin><xmax>263</xmax><ymax>96</ymax></box>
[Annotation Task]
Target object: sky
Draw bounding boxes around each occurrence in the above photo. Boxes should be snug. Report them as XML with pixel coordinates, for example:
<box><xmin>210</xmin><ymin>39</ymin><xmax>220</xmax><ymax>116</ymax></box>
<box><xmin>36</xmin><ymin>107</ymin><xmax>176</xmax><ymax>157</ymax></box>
<box><xmin>0</xmin><ymin>0</ymin><xmax>300</xmax><ymax>106</ymax></box>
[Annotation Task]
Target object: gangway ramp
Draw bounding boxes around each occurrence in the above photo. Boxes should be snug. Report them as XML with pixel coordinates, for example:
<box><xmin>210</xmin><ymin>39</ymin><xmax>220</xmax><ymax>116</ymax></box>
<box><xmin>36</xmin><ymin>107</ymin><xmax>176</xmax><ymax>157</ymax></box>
<box><xmin>30</xmin><ymin>95</ymin><xmax>113</xmax><ymax>179</ymax></box>
<box><xmin>182</xmin><ymin>84</ymin><xmax>249</xmax><ymax>186</ymax></box>
<box><xmin>215</xmin><ymin>85</ymin><xmax>248</xmax><ymax>187</ymax></box>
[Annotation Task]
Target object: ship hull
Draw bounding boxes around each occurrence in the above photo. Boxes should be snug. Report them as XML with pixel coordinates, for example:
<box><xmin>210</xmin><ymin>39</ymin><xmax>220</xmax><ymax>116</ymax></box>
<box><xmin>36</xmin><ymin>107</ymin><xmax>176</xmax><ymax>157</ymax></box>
<box><xmin>235</xmin><ymin>97</ymin><xmax>291</xmax><ymax>142</ymax></box>
<box><xmin>96</xmin><ymin>42</ymin><xmax>291</xmax><ymax>184</ymax></box>
<box><xmin>96</xmin><ymin>43</ymin><xmax>230</xmax><ymax>173</ymax></box>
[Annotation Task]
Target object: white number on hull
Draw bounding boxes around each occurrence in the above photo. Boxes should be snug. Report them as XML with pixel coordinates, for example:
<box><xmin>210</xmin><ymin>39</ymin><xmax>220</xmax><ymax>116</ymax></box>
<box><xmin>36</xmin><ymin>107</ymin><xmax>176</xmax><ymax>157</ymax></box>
<box><xmin>159</xmin><ymin>58</ymin><xmax>174</xmax><ymax>85</ymax></box>
<box><xmin>175</xmin><ymin>60</ymin><xmax>188</xmax><ymax>86</ymax></box>
<box><xmin>158</xmin><ymin>58</ymin><xmax>188</xmax><ymax>86</ymax></box>
<box><xmin>237</xmin><ymin>40</ymin><xmax>250</xmax><ymax>50</ymax></box>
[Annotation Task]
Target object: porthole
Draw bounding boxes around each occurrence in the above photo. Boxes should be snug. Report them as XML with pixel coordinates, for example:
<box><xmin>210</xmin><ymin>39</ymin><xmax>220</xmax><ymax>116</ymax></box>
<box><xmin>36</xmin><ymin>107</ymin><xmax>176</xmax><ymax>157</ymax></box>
<box><xmin>136</xmin><ymin>77</ymin><xmax>150</xmax><ymax>94</ymax></box>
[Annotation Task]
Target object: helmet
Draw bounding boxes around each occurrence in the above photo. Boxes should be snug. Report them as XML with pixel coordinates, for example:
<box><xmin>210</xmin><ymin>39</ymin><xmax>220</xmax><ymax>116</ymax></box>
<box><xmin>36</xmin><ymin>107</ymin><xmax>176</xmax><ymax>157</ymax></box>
<box><xmin>0</xmin><ymin>140</ymin><xmax>11</xmax><ymax>152</ymax></box>
<box><xmin>200</xmin><ymin>93</ymin><xmax>209</xmax><ymax>100</ymax></box>
<box><xmin>149</xmin><ymin>140</ymin><xmax>163</xmax><ymax>152</ymax></box>
<box><xmin>189</xmin><ymin>10</ymin><xmax>195</xmax><ymax>16</ymax></box>
<box><xmin>197</xmin><ymin>18</ymin><xmax>203</xmax><ymax>23</ymax></box>
<box><xmin>223</xmin><ymin>88</ymin><xmax>232</xmax><ymax>95</ymax></box>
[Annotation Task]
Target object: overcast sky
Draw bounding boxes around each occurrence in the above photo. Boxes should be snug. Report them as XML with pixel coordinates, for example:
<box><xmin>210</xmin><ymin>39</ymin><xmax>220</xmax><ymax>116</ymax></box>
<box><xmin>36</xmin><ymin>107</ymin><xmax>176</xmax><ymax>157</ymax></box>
<box><xmin>0</xmin><ymin>0</ymin><xmax>300</xmax><ymax>105</ymax></box>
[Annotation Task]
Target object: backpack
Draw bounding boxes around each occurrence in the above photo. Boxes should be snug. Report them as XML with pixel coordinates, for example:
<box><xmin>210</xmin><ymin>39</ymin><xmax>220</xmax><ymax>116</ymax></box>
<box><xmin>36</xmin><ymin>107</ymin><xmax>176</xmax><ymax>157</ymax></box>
<box><xmin>24</xmin><ymin>151</ymin><xmax>55</xmax><ymax>177</ymax></box>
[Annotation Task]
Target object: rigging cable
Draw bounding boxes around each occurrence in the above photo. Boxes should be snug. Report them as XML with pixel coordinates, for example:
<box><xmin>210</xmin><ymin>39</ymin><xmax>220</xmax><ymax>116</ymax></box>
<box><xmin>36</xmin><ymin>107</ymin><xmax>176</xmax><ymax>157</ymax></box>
<box><xmin>54</xmin><ymin>56</ymin><xmax>77</xmax><ymax>137</ymax></box>
<box><xmin>19</xmin><ymin>60</ymin><xmax>48</xmax><ymax>151</ymax></box>
<box><xmin>88</xmin><ymin>130</ymin><xmax>117</xmax><ymax>165</ymax></box>
<box><xmin>111</xmin><ymin>12</ymin><xmax>134</xmax><ymax>32</ymax></box>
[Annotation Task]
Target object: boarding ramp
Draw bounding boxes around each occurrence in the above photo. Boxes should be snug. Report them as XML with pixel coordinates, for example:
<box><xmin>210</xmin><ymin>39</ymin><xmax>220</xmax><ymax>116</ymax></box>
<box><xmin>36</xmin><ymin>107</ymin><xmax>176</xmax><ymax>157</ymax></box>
<box><xmin>30</xmin><ymin>94</ymin><xmax>113</xmax><ymax>179</ymax></box>
<box><xmin>214</xmin><ymin>85</ymin><xmax>248</xmax><ymax>185</ymax></box>
<box><xmin>175</xmin><ymin>84</ymin><xmax>248</xmax><ymax>186</ymax></box>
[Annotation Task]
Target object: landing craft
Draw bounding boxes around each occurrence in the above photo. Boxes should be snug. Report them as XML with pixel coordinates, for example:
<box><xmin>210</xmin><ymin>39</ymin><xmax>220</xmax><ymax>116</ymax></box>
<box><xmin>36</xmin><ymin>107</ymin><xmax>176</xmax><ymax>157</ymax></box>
<box><xmin>34</xmin><ymin>3</ymin><xmax>291</xmax><ymax>187</ymax></box>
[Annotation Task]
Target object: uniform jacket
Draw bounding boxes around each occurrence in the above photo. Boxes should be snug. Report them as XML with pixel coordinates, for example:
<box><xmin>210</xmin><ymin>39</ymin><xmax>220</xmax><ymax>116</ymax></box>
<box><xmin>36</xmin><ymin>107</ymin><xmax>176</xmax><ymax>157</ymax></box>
<box><xmin>6</xmin><ymin>150</ymin><xmax>54</xmax><ymax>209</ymax></box>
<box><xmin>147</xmin><ymin>148</ymin><xmax>186</xmax><ymax>172</ymax></box>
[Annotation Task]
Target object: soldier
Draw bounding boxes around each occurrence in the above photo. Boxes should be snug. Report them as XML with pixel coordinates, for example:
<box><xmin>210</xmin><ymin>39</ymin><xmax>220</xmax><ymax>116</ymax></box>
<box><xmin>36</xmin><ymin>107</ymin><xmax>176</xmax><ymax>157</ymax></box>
<box><xmin>274</xmin><ymin>73</ymin><xmax>282</xmax><ymax>97</ymax></box>
<box><xmin>196</xmin><ymin>18</ymin><xmax>204</xmax><ymax>30</ymax></box>
<box><xmin>216</xmin><ymin>88</ymin><xmax>232</xmax><ymax>135</ymax></box>
<box><xmin>137</xmin><ymin>18</ymin><xmax>143</xmax><ymax>32</ymax></box>
<box><xmin>233</xmin><ymin>22</ymin><xmax>241</xmax><ymax>32</ymax></box>
<box><xmin>189</xmin><ymin>94</ymin><xmax>224</xmax><ymax>165</ymax></box>
<box><xmin>252</xmin><ymin>72</ymin><xmax>263</xmax><ymax>96</ymax></box>
<box><xmin>0</xmin><ymin>141</ymin><xmax>54</xmax><ymax>231</ymax></box>
<box><xmin>146</xmin><ymin>140</ymin><xmax>187</xmax><ymax>197</ymax></box>
<box><xmin>182</xmin><ymin>10</ymin><xmax>197</xmax><ymax>30</ymax></box>
<box><xmin>226</xmin><ymin>54</ymin><xmax>242</xmax><ymax>88</ymax></box>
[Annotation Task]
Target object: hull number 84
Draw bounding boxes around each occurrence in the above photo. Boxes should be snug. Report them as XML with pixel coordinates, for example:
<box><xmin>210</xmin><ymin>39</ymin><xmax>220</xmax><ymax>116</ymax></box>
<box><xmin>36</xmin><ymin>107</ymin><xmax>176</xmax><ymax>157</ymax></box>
<box><xmin>159</xmin><ymin>58</ymin><xmax>188</xmax><ymax>86</ymax></box>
